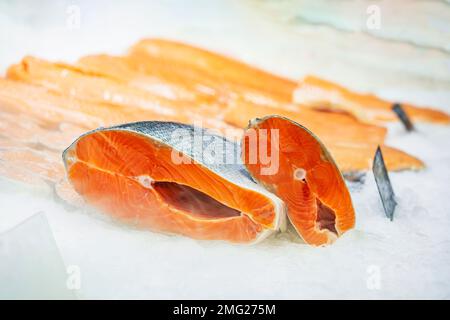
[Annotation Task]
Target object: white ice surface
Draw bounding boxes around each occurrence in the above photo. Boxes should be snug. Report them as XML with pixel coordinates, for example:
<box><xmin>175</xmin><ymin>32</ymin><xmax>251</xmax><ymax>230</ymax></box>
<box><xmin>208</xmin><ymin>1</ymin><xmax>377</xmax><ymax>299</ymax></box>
<box><xmin>0</xmin><ymin>212</ymin><xmax>75</xmax><ymax>299</ymax></box>
<box><xmin>1</xmin><ymin>0</ymin><xmax>450</xmax><ymax>299</ymax></box>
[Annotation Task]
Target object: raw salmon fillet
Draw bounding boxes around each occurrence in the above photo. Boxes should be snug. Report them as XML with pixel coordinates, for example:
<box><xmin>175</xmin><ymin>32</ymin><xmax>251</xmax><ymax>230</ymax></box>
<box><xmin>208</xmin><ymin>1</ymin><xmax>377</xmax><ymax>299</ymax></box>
<box><xmin>6</xmin><ymin>55</ymin><xmax>424</xmax><ymax>173</ymax></box>
<box><xmin>6</xmin><ymin>56</ymin><xmax>242</xmax><ymax>137</ymax></box>
<box><xmin>131</xmin><ymin>39</ymin><xmax>449</xmax><ymax>125</ymax></box>
<box><xmin>295</xmin><ymin>75</ymin><xmax>450</xmax><ymax>125</ymax></box>
<box><xmin>243</xmin><ymin>116</ymin><xmax>355</xmax><ymax>246</ymax></box>
<box><xmin>129</xmin><ymin>38</ymin><xmax>297</xmax><ymax>103</ymax></box>
<box><xmin>76</xmin><ymin>54</ymin><xmax>387</xmax><ymax>145</ymax></box>
<box><xmin>63</xmin><ymin>121</ymin><xmax>285</xmax><ymax>243</ymax></box>
<box><xmin>74</xmin><ymin>50</ymin><xmax>423</xmax><ymax>172</ymax></box>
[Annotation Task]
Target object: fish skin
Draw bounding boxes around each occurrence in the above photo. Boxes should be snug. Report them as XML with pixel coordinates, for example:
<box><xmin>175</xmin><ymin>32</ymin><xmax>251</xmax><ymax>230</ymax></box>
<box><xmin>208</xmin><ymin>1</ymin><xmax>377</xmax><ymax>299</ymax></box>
<box><xmin>63</xmin><ymin>121</ymin><xmax>286</xmax><ymax>243</ymax></box>
<box><xmin>392</xmin><ymin>103</ymin><xmax>414</xmax><ymax>131</ymax></box>
<box><xmin>373</xmin><ymin>146</ymin><xmax>397</xmax><ymax>221</ymax></box>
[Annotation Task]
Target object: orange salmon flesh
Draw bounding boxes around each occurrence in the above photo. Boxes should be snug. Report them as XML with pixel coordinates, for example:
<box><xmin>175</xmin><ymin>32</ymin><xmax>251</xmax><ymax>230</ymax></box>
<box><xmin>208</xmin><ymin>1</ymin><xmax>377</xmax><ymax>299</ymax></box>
<box><xmin>296</xmin><ymin>75</ymin><xmax>450</xmax><ymax>125</ymax></box>
<box><xmin>243</xmin><ymin>116</ymin><xmax>355</xmax><ymax>246</ymax></box>
<box><xmin>63</xmin><ymin>123</ymin><xmax>285</xmax><ymax>244</ymax></box>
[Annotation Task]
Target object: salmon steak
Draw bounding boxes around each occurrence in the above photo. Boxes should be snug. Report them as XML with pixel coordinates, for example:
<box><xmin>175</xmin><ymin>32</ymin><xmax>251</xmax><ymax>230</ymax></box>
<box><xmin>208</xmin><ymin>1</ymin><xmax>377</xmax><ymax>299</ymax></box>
<box><xmin>62</xmin><ymin>121</ymin><xmax>285</xmax><ymax>243</ymax></box>
<box><xmin>242</xmin><ymin>116</ymin><xmax>355</xmax><ymax>246</ymax></box>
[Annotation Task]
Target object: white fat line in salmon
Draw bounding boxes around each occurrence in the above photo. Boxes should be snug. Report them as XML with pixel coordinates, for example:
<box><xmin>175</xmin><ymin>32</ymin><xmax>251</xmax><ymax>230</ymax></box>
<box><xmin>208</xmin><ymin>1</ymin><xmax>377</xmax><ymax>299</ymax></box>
<box><xmin>169</xmin><ymin>120</ymin><xmax>280</xmax><ymax>175</ymax></box>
